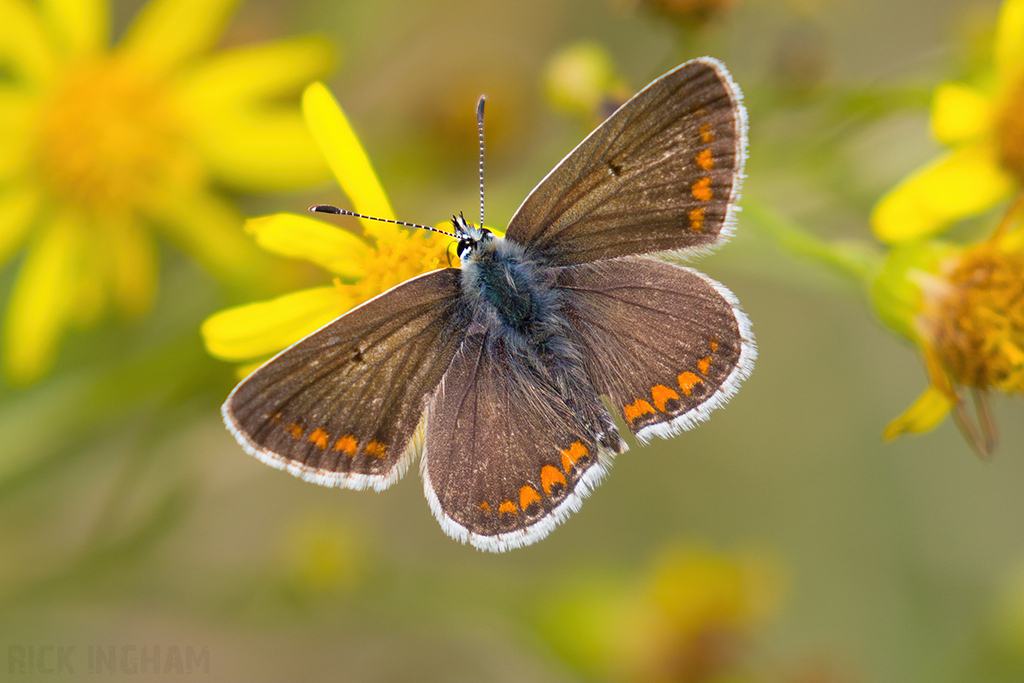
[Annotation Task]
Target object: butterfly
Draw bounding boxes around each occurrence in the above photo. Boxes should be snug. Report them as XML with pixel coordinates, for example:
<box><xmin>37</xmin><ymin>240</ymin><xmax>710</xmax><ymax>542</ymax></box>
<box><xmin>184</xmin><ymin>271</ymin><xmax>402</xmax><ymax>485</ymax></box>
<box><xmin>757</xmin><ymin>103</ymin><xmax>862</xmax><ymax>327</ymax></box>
<box><xmin>222</xmin><ymin>57</ymin><xmax>755</xmax><ymax>552</ymax></box>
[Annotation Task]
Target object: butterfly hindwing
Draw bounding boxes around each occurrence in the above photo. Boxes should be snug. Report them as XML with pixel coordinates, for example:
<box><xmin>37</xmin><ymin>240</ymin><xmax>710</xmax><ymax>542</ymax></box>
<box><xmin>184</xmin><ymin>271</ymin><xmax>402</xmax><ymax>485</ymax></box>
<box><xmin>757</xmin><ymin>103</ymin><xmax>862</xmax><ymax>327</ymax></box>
<box><xmin>557</xmin><ymin>256</ymin><xmax>755</xmax><ymax>441</ymax></box>
<box><xmin>223</xmin><ymin>269</ymin><xmax>469</xmax><ymax>491</ymax></box>
<box><xmin>506</xmin><ymin>57</ymin><xmax>746</xmax><ymax>265</ymax></box>
<box><xmin>421</xmin><ymin>329</ymin><xmax>622</xmax><ymax>551</ymax></box>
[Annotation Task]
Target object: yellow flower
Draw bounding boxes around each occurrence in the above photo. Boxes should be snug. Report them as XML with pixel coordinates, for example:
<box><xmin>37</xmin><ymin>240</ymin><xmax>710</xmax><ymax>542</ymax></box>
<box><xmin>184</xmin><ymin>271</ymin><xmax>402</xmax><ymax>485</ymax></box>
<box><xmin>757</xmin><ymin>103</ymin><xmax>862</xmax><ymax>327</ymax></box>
<box><xmin>279</xmin><ymin>513</ymin><xmax>365</xmax><ymax>600</ymax></box>
<box><xmin>0</xmin><ymin>0</ymin><xmax>332</xmax><ymax>384</ymax></box>
<box><xmin>543</xmin><ymin>42</ymin><xmax>627</xmax><ymax>123</ymax></box>
<box><xmin>877</xmin><ymin>198</ymin><xmax>1024</xmax><ymax>456</ymax></box>
<box><xmin>867</xmin><ymin>0</ymin><xmax>1024</xmax><ymax>455</ymax></box>
<box><xmin>201</xmin><ymin>82</ymin><xmax>453</xmax><ymax>373</ymax></box>
<box><xmin>534</xmin><ymin>543</ymin><xmax>784</xmax><ymax>683</ymax></box>
<box><xmin>619</xmin><ymin>545</ymin><xmax>781</xmax><ymax>683</ymax></box>
<box><xmin>871</xmin><ymin>0</ymin><xmax>1024</xmax><ymax>242</ymax></box>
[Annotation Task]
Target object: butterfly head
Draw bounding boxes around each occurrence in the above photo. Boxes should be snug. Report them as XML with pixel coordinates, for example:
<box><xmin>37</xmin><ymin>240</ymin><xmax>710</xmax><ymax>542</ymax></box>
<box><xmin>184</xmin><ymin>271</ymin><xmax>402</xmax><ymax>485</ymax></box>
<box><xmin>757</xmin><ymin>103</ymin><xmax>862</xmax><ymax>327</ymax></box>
<box><xmin>453</xmin><ymin>212</ymin><xmax>494</xmax><ymax>260</ymax></box>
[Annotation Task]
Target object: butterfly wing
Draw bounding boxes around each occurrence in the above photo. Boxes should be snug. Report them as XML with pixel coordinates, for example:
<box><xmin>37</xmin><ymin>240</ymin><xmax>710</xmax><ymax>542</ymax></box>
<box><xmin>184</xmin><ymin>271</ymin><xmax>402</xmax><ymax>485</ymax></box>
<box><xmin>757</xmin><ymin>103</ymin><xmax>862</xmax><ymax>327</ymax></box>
<box><xmin>421</xmin><ymin>329</ymin><xmax>624</xmax><ymax>552</ymax></box>
<box><xmin>223</xmin><ymin>269</ymin><xmax>470</xmax><ymax>491</ymax></box>
<box><xmin>506</xmin><ymin>57</ymin><xmax>746</xmax><ymax>264</ymax></box>
<box><xmin>557</xmin><ymin>256</ymin><xmax>755</xmax><ymax>441</ymax></box>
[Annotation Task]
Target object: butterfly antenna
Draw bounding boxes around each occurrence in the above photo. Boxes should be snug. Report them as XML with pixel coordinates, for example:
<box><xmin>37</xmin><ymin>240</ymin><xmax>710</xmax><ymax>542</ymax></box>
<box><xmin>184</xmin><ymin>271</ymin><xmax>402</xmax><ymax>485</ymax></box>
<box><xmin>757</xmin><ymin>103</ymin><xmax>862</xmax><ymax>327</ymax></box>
<box><xmin>310</xmin><ymin>205</ymin><xmax>458</xmax><ymax>239</ymax></box>
<box><xmin>476</xmin><ymin>95</ymin><xmax>486</xmax><ymax>229</ymax></box>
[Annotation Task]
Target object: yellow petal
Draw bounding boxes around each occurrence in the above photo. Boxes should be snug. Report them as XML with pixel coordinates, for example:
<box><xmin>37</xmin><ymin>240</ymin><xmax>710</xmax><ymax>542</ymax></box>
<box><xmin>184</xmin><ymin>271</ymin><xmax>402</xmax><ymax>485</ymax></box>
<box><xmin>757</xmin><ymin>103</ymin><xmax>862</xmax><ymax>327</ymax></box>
<box><xmin>40</xmin><ymin>0</ymin><xmax>108</xmax><ymax>58</ymax></box>
<box><xmin>0</xmin><ymin>89</ymin><xmax>36</xmax><ymax>182</ymax></box>
<box><xmin>177</xmin><ymin>36</ymin><xmax>333</xmax><ymax>110</ymax></box>
<box><xmin>201</xmin><ymin>285</ymin><xmax>351</xmax><ymax>361</ymax></box>
<box><xmin>0</xmin><ymin>0</ymin><xmax>58</xmax><ymax>85</ymax></box>
<box><xmin>187</xmin><ymin>111</ymin><xmax>329</xmax><ymax>191</ymax></box>
<box><xmin>118</xmin><ymin>0</ymin><xmax>240</xmax><ymax>75</ymax></box>
<box><xmin>174</xmin><ymin>37</ymin><xmax>333</xmax><ymax>190</ymax></box>
<box><xmin>2</xmin><ymin>211</ymin><xmax>83</xmax><ymax>384</ymax></box>
<box><xmin>930</xmin><ymin>82</ymin><xmax>993</xmax><ymax>145</ymax></box>
<box><xmin>301</xmin><ymin>82</ymin><xmax>396</xmax><ymax>233</ymax></box>
<box><xmin>883</xmin><ymin>385</ymin><xmax>957</xmax><ymax>440</ymax></box>
<box><xmin>245</xmin><ymin>213</ymin><xmax>371</xmax><ymax>278</ymax></box>
<box><xmin>101</xmin><ymin>214</ymin><xmax>158</xmax><ymax>317</ymax></box>
<box><xmin>0</xmin><ymin>181</ymin><xmax>41</xmax><ymax>267</ymax></box>
<box><xmin>995</xmin><ymin>0</ymin><xmax>1024</xmax><ymax>85</ymax></box>
<box><xmin>149</xmin><ymin>189</ymin><xmax>290</xmax><ymax>297</ymax></box>
<box><xmin>69</xmin><ymin>224</ymin><xmax>106</xmax><ymax>324</ymax></box>
<box><xmin>871</xmin><ymin>146</ymin><xmax>1015</xmax><ymax>242</ymax></box>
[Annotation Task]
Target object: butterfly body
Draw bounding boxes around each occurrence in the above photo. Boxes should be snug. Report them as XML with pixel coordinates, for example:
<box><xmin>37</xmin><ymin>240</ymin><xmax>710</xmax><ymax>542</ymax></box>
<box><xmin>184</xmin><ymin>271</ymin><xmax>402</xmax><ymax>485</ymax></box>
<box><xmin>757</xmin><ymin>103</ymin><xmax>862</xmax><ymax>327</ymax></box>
<box><xmin>458</xmin><ymin>219</ymin><xmax>560</xmax><ymax>348</ymax></box>
<box><xmin>224</xmin><ymin>57</ymin><xmax>755</xmax><ymax>552</ymax></box>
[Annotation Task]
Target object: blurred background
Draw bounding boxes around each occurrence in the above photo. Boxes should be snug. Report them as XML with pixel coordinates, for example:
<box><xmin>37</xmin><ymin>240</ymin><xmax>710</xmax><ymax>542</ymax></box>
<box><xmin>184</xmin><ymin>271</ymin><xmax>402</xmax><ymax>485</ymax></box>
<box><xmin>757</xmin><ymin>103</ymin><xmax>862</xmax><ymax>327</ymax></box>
<box><xmin>2</xmin><ymin>0</ymin><xmax>1023</xmax><ymax>681</ymax></box>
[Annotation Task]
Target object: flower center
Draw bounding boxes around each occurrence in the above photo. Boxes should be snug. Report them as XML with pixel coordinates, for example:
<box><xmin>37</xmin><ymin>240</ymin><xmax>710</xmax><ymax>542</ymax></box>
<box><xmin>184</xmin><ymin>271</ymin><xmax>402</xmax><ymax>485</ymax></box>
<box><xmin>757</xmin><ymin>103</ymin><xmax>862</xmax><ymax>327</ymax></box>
<box><xmin>33</xmin><ymin>58</ymin><xmax>201</xmax><ymax>215</ymax></box>
<box><xmin>343</xmin><ymin>230</ymin><xmax>451</xmax><ymax>304</ymax></box>
<box><xmin>928</xmin><ymin>244</ymin><xmax>1024</xmax><ymax>391</ymax></box>
<box><xmin>997</xmin><ymin>77</ymin><xmax>1024</xmax><ymax>185</ymax></box>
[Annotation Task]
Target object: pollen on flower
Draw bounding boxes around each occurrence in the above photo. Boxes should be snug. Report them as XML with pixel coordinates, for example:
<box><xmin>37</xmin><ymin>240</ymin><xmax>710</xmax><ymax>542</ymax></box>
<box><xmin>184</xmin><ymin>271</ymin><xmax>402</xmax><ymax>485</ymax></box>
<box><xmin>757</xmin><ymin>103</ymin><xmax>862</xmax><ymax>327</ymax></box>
<box><xmin>347</xmin><ymin>230</ymin><xmax>452</xmax><ymax>303</ymax></box>
<box><xmin>925</xmin><ymin>244</ymin><xmax>1024</xmax><ymax>392</ymax></box>
<box><xmin>997</xmin><ymin>78</ymin><xmax>1024</xmax><ymax>185</ymax></box>
<box><xmin>33</xmin><ymin>59</ymin><xmax>200</xmax><ymax>214</ymax></box>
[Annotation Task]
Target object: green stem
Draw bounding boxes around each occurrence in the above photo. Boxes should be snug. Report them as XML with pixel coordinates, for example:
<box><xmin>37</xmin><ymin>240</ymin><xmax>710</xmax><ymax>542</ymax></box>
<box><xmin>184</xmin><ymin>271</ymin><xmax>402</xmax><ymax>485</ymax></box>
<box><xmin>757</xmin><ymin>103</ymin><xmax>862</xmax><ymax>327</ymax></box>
<box><xmin>743</xmin><ymin>198</ymin><xmax>881</xmax><ymax>286</ymax></box>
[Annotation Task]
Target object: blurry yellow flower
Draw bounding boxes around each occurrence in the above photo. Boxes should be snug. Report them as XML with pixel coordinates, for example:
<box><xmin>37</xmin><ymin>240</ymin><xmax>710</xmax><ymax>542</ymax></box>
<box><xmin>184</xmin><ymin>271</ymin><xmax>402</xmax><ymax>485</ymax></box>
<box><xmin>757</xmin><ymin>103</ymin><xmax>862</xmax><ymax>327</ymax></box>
<box><xmin>867</xmin><ymin>0</ymin><xmax>1024</xmax><ymax>455</ymax></box>
<box><xmin>544</xmin><ymin>42</ymin><xmax>627</xmax><ymax>123</ymax></box>
<box><xmin>618</xmin><ymin>545</ymin><xmax>782</xmax><ymax>683</ymax></box>
<box><xmin>0</xmin><ymin>0</ymin><xmax>332</xmax><ymax>384</ymax></box>
<box><xmin>280</xmin><ymin>513</ymin><xmax>365</xmax><ymax>600</ymax></box>
<box><xmin>201</xmin><ymin>82</ymin><xmax>453</xmax><ymax>372</ymax></box>
<box><xmin>876</xmin><ymin>198</ymin><xmax>1024</xmax><ymax>456</ymax></box>
<box><xmin>535</xmin><ymin>543</ymin><xmax>784</xmax><ymax>683</ymax></box>
<box><xmin>871</xmin><ymin>0</ymin><xmax>1024</xmax><ymax>242</ymax></box>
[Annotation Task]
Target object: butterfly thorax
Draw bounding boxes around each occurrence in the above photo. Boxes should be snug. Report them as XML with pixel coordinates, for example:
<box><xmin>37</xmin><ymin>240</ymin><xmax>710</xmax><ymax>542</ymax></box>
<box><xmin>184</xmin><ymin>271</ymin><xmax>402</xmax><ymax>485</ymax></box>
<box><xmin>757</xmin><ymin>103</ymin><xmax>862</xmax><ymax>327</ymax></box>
<box><xmin>456</xmin><ymin>218</ymin><xmax>561</xmax><ymax>348</ymax></box>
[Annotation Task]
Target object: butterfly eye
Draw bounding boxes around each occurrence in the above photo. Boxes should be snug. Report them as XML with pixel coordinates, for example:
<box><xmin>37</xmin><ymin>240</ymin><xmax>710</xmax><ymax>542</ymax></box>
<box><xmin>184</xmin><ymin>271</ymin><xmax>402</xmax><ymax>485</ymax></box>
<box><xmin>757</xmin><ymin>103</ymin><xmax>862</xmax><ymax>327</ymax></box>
<box><xmin>457</xmin><ymin>228</ymin><xmax>494</xmax><ymax>259</ymax></box>
<box><xmin>456</xmin><ymin>236</ymin><xmax>475</xmax><ymax>259</ymax></box>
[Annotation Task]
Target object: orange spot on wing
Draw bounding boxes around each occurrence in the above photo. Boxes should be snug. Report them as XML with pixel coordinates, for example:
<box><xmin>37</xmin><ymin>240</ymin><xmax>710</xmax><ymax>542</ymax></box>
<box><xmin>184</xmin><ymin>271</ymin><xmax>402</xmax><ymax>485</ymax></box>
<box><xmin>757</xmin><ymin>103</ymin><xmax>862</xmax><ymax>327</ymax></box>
<box><xmin>365</xmin><ymin>440</ymin><xmax>387</xmax><ymax>459</ymax></box>
<box><xmin>697</xmin><ymin>356</ymin><xmax>712</xmax><ymax>375</ymax></box>
<box><xmin>689</xmin><ymin>207</ymin><xmax>705</xmax><ymax>233</ymax></box>
<box><xmin>678</xmin><ymin>371</ymin><xmax>703</xmax><ymax>396</ymax></box>
<box><xmin>560</xmin><ymin>441</ymin><xmax>590</xmax><ymax>473</ymax></box>
<box><xmin>623</xmin><ymin>398</ymin><xmax>656</xmax><ymax>424</ymax></box>
<box><xmin>691</xmin><ymin>177</ymin><xmax>713</xmax><ymax>202</ymax></box>
<box><xmin>710</xmin><ymin>340</ymin><xmax>719</xmax><ymax>352</ymax></box>
<box><xmin>651</xmin><ymin>384</ymin><xmax>681</xmax><ymax>412</ymax></box>
<box><xmin>540</xmin><ymin>465</ymin><xmax>567</xmax><ymax>495</ymax></box>
<box><xmin>699</xmin><ymin>122</ymin><xmax>715</xmax><ymax>143</ymax></box>
<box><xmin>286</xmin><ymin>423</ymin><xmax>303</xmax><ymax>439</ymax></box>
<box><xmin>498</xmin><ymin>500</ymin><xmax>518</xmax><ymax>515</ymax></box>
<box><xmin>334</xmin><ymin>435</ymin><xmax>358</xmax><ymax>455</ymax></box>
<box><xmin>308</xmin><ymin>428</ymin><xmax>328</xmax><ymax>449</ymax></box>
<box><xmin>479</xmin><ymin>501</ymin><xmax>491</xmax><ymax>512</ymax></box>
<box><xmin>519</xmin><ymin>485</ymin><xmax>542</xmax><ymax>511</ymax></box>
<box><xmin>696</xmin><ymin>148</ymin><xmax>714</xmax><ymax>170</ymax></box>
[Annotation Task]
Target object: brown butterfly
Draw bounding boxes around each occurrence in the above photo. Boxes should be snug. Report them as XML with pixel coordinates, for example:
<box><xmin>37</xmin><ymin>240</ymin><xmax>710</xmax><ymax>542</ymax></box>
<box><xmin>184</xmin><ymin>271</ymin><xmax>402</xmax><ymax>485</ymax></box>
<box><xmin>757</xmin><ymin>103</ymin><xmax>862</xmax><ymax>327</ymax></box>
<box><xmin>223</xmin><ymin>57</ymin><xmax>755</xmax><ymax>552</ymax></box>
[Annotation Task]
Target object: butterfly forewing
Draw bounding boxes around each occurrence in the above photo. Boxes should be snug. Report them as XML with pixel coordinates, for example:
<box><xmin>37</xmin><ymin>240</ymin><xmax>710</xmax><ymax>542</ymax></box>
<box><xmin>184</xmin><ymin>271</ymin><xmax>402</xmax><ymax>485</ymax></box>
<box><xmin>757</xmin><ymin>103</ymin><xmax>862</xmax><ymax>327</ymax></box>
<box><xmin>557</xmin><ymin>257</ymin><xmax>755</xmax><ymax>441</ymax></box>
<box><xmin>506</xmin><ymin>57</ymin><xmax>746</xmax><ymax>265</ymax></box>
<box><xmin>224</xmin><ymin>269</ymin><xmax>469</xmax><ymax>491</ymax></box>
